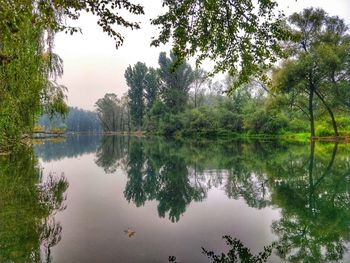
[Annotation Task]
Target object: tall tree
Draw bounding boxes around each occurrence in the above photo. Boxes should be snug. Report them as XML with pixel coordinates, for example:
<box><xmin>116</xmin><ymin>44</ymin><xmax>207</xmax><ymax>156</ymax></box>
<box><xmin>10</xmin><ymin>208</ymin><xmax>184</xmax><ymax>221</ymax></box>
<box><xmin>158</xmin><ymin>51</ymin><xmax>195</xmax><ymax>113</ymax></box>
<box><xmin>144</xmin><ymin>67</ymin><xmax>159</xmax><ymax>112</ymax></box>
<box><xmin>190</xmin><ymin>68</ymin><xmax>207</xmax><ymax>108</ymax></box>
<box><xmin>125</xmin><ymin>62</ymin><xmax>148</xmax><ymax>130</ymax></box>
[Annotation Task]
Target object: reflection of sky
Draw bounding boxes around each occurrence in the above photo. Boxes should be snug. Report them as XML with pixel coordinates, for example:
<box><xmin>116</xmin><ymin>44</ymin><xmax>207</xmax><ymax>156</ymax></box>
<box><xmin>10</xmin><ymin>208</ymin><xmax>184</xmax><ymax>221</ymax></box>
<box><xmin>54</xmin><ymin>0</ymin><xmax>350</xmax><ymax>110</ymax></box>
<box><xmin>39</xmin><ymin>152</ymin><xmax>281</xmax><ymax>263</ymax></box>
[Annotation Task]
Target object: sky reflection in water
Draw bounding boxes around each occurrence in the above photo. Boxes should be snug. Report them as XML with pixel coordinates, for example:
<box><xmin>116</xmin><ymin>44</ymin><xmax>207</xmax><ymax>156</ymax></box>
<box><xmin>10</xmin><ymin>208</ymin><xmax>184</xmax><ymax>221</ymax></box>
<box><xmin>0</xmin><ymin>135</ymin><xmax>349</xmax><ymax>262</ymax></box>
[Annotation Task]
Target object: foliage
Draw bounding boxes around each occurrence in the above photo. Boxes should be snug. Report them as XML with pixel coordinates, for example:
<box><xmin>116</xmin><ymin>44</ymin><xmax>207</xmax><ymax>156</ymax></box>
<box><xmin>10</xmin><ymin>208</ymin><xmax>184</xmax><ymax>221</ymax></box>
<box><xmin>0</xmin><ymin>0</ymin><xmax>145</xmax><ymax>147</ymax></box>
<box><xmin>125</xmin><ymin>62</ymin><xmax>148</xmax><ymax>129</ymax></box>
<box><xmin>151</xmin><ymin>0</ymin><xmax>290</xmax><ymax>92</ymax></box>
<box><xmin>158</xmin><ymin>51</ymin><xmax>195</xmax><ymax>113</ymax></box>
<box><xmin>123</xmin><ymin>51</ymin><xmax>196</xmax><ymax>131</ymax></box>
<box><xmin>95</xmin><ymin>93</ymin><xmax>129</xmax><ymax>132</ymax></box>
<box><xmin>272</xmin><ymin>8</ymin><xmax>350</xmax><ymax>137</ymax></box>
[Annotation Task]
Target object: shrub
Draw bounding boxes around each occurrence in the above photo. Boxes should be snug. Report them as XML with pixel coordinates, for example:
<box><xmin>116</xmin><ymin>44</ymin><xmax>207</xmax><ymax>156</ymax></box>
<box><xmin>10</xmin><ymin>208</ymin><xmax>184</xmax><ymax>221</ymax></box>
<box><xmin>245</xmin><ymin>110</ymin><xmax>288</xmax><ymax>134</ymax></box>
<box><xmin>316</xmin><ymin>125</ymin><xmax>333</xmax><ymax>137</ymax></box>
<box><xmin>160</xmin><ymin>113</ymin><xmax>184</xmax><ymax>136</ymax></box>
<box><xmin>218</xmin><ymin>111</ymin><xmax>244</xmax><ymax>132</ymax></box>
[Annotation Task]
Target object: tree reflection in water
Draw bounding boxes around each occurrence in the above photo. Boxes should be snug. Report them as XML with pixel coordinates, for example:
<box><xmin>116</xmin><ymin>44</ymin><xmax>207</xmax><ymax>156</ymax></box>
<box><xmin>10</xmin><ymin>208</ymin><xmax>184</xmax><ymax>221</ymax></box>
<box><xmin>0</xmin><ymin>147</ymin><xmax>68</xmax><ymax>263</ymax></box>
<box><xmin>95</xmin><ymin>136</ymin><xmax>350</xmax><ymax>262</ymax></box>
<box><xmin>124</xmin><ymin>139</ymin><xmax>206</xmax><ymax>222</ymax></box>
<box><xmin>270</xmin><ymin>142</ymin><xmax>350</xmax><ymax>262</ymax></box>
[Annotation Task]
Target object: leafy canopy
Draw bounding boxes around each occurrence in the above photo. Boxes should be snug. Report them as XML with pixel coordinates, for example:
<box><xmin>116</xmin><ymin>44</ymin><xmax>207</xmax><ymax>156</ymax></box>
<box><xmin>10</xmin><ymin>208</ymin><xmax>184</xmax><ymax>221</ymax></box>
<box><xmin>151</xmin><ymin>0</ymin><xmax>290</xmax><ymax>93</ymax></box>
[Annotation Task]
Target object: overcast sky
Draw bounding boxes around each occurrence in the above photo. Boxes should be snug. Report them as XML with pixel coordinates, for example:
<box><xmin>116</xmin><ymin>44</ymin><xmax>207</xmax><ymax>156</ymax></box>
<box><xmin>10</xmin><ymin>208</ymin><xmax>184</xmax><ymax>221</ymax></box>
<box><xmin>54</xmin><ymin>0</ymin><xmax>350</xmax><ymax>110</ymax></box>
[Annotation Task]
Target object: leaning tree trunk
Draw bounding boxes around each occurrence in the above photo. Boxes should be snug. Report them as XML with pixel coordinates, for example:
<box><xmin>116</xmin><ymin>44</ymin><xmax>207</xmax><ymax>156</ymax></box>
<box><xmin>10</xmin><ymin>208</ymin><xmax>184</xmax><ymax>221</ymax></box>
<box><xmin>314</xmin><ymin>90</ymin><xmax>339</xmax><ymax>137</ymax></box>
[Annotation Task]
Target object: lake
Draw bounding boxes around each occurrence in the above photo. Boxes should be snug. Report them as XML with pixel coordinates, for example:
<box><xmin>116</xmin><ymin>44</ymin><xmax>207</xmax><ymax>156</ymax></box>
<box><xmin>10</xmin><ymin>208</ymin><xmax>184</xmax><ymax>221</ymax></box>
<box><xmin>1</xmin><ymin>135</ymin><xmax>349</xmax><ymax>262</ymax></box>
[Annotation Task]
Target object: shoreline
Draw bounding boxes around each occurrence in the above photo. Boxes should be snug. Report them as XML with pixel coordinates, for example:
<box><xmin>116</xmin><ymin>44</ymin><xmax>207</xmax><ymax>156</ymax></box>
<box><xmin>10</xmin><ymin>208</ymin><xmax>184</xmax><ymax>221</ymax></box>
<box><xmin>48</xmin><ymin>131</ymin><xmax>350</xmax><ymax>143</ymax></box>
<box><xmin>1</xmin><ymin>131</ymin><xmax>348</xmax><ymax>154</ymax></box>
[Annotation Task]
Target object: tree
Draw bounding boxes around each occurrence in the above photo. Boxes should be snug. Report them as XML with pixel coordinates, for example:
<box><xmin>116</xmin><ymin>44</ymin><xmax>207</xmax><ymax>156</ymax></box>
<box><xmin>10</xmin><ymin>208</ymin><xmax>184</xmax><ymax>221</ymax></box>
<box><xmin>0</xmin><ymin>3</ymin><xmax>68</xmax><ymax>147</ymax></box>
<box><xmin>95</xmin><ymin>93</ymin><xmax>121</xmax><ymax>132</ymax></box>
<box><xmin>190</xmin><ymin>68</ymin><xmax>207</xmax><ymax>108</ymax></box>
<box><xmin>151</xmin><ymin>0</ymin><xmax>289</xmax><ymax>93</ymax></box>
<box><xmin>144</xmin><ymin>67</ymin><xmax>159</xmax><ymax>112</ymax></box>
<box><xmin>0</xmin><ymin>0</ymin><xmax>144</xmax><ymax>148</ymax></box>
<box><xmin>272</xmin><ymin>8</ymin><xmax>350</xmax><ymax>137</ymax></box>
<box><xmin>125</xmin><ymin>62</ymin><xmax>148</xmax><ymax>130</ymax></box>
<box><xmin>158</xmin><ymin>51</ymin><xmax>195</xmax><ymax>113</ymax></box>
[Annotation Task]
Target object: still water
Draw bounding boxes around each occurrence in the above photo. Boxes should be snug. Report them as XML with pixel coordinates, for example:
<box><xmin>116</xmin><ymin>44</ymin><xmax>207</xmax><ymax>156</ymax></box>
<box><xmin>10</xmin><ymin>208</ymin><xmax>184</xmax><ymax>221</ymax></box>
<box><xmin>1</xmin><ymin>135</ymin><xmax>350</xmax><ymax>262</ymax></box>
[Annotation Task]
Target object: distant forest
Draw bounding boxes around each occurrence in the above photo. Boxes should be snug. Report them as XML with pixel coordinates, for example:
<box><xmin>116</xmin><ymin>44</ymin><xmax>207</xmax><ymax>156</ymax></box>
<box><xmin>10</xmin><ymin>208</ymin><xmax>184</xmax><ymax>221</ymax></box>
<box><xmin>38</xmin><ymin>107</ymin><xmax>101</xmax><ymax>133</ymax></box>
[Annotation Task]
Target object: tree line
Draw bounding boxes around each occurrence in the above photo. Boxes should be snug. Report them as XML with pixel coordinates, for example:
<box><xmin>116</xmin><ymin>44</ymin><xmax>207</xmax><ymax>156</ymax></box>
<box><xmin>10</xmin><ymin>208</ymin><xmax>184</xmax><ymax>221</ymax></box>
<box><xmin>1</xmin><ymin>1</ymin><xmax>349</xmax><ymax>148</ymax></box>
<box><xmin>38</xmin><ymin>107</ymin><xmax>101</xmax><ymax>133</ymax></box>
<box><xmin>96</xmin><ymin>8</ymin><xmax>350</xmax><ymax>138</ymax></box>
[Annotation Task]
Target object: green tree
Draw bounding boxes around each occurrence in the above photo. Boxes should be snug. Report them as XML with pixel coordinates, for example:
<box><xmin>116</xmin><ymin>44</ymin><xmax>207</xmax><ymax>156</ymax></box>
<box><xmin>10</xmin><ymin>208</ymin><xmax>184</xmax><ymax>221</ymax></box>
<box><xmin>158</xmin><ymin>51</ymin><xmax>195</xmax><ymax>113</ymax></box>
<box><xmin>0</xmin><ymin>0</ymin><xmax>144</xmax><ymax>148</ymax></box>
<box><xmin>151</xmin><ymin>0</ymin><xmax>289</xmax><ymax>92</ymax></box>
<box><xmin>125</xmin><ymin>62</ymin><xmax>148</xmax><ymax>130</ymax></box>
<box><xmin>190</xmin><ymin>68</ymin><xmax>207</xmax><ymax>108</ymax></box>
<box><xmin>273</xmin><ymin>8</ymin><xmax>350</xmax><ymax>137</ymax></box>
<box><xmin>144</xmin><ymin>67</ymin><xmax>159</xmax><ymax>112</ymax></box>
<box><xmin>0</xmin><ymin>4</ymin><xmax>68</xmax><ymax>147</ymax></box>
<box><xmin>95</xmin><ymin>93</ymin><xmax>121</xmax><ymax>132</ymax></box>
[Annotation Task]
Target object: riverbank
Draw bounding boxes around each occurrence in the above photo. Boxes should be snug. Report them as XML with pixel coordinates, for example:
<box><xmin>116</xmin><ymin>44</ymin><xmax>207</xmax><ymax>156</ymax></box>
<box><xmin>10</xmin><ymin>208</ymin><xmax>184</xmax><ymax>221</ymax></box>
<box><xmin>163</xmin><ymin>130</ymin><xmax>350</xmax><ymax>143</ymax></box>
<box><xmin>45</xmin><ymin>130</ymin><xmax>350</xmax><ymax>142</ymax></box>
<box><xmin>1</xmin><ymin>130</ymin><xmax>348</xmax><ymax>155</ymax></box>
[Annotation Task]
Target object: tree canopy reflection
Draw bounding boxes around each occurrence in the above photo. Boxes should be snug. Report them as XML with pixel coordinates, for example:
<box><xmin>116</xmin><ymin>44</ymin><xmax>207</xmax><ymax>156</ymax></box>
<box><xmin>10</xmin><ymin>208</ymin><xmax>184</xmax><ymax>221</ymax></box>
<box><xmin>269</xmin><ymin>142</ymin><xmax>350</xmax><ymax>262</ymax></box>
<box><xmin>0</xmin><ymin>147</ymin><xmax>69</xmax><ymax>263</ymax></box>
<box><xmin>95</xmin><ymin>136</ymin><xmax>350</xmax><ymax>261</ymax></box>
<box><xmin>124</xmin><ymin>139</ymin><xmax>206</xmax><ymax>222</ymax></box>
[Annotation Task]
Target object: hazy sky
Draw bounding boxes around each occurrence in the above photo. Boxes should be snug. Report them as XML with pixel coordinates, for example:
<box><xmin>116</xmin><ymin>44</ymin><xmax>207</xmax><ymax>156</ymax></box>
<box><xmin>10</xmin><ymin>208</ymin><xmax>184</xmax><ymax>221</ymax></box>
<box><xmin>54</xmin><ymin>0</ymin><xmax>350</xmax><ymax>110</ymax></box>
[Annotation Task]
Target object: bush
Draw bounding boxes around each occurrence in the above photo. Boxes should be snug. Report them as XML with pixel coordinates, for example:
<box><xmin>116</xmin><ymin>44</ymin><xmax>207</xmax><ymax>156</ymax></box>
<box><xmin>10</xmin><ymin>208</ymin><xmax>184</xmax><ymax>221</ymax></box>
<box><xmin>218</xmin><ymin>111</ymin><xmax>244</xmax><ymax>132</ymax></box>
<box><xmin>160</xmin><ymin>113</ymin><xmax>184</xmax><ymax>136</ymax></box>
<box><xmin>245</xmin><ymin>110</ymin><xmax>288</xmax><ymax>134</ymax></box>
<box><xmin>316</xmin><ymin>125</ymin><xmax>333</xmax><ymax>137</ymax></box>
<box><xmin>287</xmin><ymin>119</ymin><xmax>308</xmax><ymax>133</ymax></box>
<box><xmin>181</xmin><ymin>107</ymin><xmax>219</xmax><ymax>132</ymax></box>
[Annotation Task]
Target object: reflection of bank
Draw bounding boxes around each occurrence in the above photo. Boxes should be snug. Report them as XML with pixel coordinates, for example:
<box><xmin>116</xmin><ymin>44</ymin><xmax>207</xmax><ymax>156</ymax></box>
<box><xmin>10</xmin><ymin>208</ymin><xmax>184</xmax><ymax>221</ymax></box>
<box><xmin>172</xmin><ymin>140</ymin><xmax>350</xmax><ymax>263</ymax></box>
<box><xmin>62</xmin><ymin>134</ymin><xmax>350</xmax><ymax>262</ymax></box>
<box><xmin>0</xmin><ymin>147</ymin><xmax>69</xmax><ymax>263</ymax></box>
<box><xmin>270</xmin><ymin>142</ymin><xmax>350</xmax><ymax>262</ymax></box>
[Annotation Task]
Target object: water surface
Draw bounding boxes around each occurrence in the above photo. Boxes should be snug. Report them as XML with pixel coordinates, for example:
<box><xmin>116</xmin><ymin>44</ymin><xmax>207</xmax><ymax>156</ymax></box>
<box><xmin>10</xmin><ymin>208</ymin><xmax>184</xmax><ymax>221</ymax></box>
<box><xmin>1</xmin><ymin>135</ymin><xmax>349</xmax><ymax>262</ymax></box>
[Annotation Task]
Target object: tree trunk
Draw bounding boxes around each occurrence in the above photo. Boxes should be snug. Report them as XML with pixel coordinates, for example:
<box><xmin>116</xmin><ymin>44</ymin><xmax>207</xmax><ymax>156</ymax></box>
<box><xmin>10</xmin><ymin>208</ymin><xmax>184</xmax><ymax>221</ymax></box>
<box><xmin>120</xmin><ymin>111</ymin><xmax>124</xmax><ymax>132</ymax></box>
<box><xmin>127</xmin><ymin>109</ymin><xmax>131</xmax><ymax>132</ymax></box>
<box><xmin>314</xmin><ymin>90</ymin><xmax>339</xmax><ymax>137</ymax></box>
<box><xmin>194</xmin><ymin>89</ymin><xmax>197</xmax><ymax>108</ymax></box>
<box><xmin>308</xmin><ymin>89</ymin><xmax>316</xmax><ymax>137</ymax></box>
